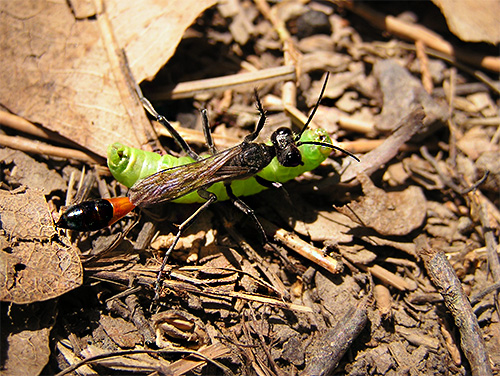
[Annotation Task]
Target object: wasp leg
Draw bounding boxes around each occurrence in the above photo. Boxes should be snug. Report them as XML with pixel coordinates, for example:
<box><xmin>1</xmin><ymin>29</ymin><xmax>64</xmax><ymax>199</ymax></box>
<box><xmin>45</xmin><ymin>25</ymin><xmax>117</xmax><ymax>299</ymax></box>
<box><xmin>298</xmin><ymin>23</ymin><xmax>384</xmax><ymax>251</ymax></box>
<box><xmin>254</xmin><ymin>175</ymin><xmax>282</xmax><ymax>190</ymax></box>
<box><xmin>254</xmin><ymin>176</ymin><xmax>292</xmax><ymax>206</ymax></box>
<box><xmin>201</xmin><ymin>109</ymin><xmax>217</xmax><ymax>155</ymax></box>
<box><xmin>133</xmin><ymin>79</ymin><xmax>201</xmax><ymax>161</ymax></box>
<box><xmin>244</xmin><ymin>90</ymin><xmax>267</xmax><ymax>143</ymax></box>
<box><xmin>153</xmin><ymin>189</ymin><xmax>218</xmax><ymax>301</ymax></box>
<box><xmin>224</xmin><ymin>183</ymin><xmax>267</xmax><ymax>244</ymax></box>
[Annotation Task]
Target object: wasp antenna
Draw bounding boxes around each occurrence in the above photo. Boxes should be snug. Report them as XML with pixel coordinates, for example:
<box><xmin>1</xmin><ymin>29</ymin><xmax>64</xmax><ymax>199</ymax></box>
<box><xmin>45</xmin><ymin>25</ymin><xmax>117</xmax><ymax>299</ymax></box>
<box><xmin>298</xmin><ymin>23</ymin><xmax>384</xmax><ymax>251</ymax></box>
<box><xmin>297</xmin><ymin>140</ymin><xmax>360</xmax><ymax>162</ymax></box>
<box><xmin>296</xmin><ymin>72</ymin><xmax>330</xmax><ymax>141</ymax></box>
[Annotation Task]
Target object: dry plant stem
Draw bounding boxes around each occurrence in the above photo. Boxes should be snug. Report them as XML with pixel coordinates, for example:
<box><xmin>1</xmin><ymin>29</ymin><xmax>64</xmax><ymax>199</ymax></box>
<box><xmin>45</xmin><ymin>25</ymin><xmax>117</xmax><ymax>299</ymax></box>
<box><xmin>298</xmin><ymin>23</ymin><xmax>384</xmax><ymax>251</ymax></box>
<box><xmin>445</xmin><ymin>68</ymin><xmax>458</xmax><ymax>165</ymax></box>
<box><xmin>253</xmin><ymin>0</ymin><xmax>299</xmax><ymax>114</ymax></box>
<box><xmin>341</xmin><ymin>107</ymin><xmax>426</xmax><ymax>183</ymax></box>
<box><xmin>55</xmin><ymin>346</ymin><xmax>233</xmax><ymax>376</ymax></box>
<box><xmin>221</xmin><ymin>216</ymin><xmax>290</xmax><ymax>299</ymax></box>
<box><xmin>259</xmin><ymin>217</ymin><xmax>343</xmax><ymax>275</ymax></box>
<box><xmin>400</xmin><ymin>43</ymin><xmax>500</xmax><ymax>95</ymax></box>
<box><xmin>166</xmin><ymin>270</ymin><xmax>314</xmax><ymax>313</ymax></box>
<box><xmin>474</xmin><ymin>190</ymin><xmax>500</xmax><ymax>226</ymax></box>
<box><xmin>151</xmin><ymin>66</ymin><xmax>296</xmax><ymax>100</ymax></box>
<box><xmin>490</xmin><ymin>122</ymin><xmax>500</xmax><ymax>144</ymax></box>
<box><xmin>420</xmin><ymin>145</ymin><xmax>471</xmax><ymax>194</ymax></box>
<box><xmin>470</xmin><ymin>281</ymin><xmax>500</xmax><ymax>306</ymax></box>
<box><xmin>337</xmin><ymin>115</ymin><xmax>376</xmax><ymax>135</ymax></box>
<box><xmin>180</xmin><ymin>265</ymin><xmax>285</xmax><ymax>299</ymax></box>
<box><xmin>56</xmin><ymin>342</ymin><xmax>95</xmax><ymax>376</ymax></box>
<box><xmin>340</xmin><ymin>139</ymin><xmax>384</xmax><ymax>154</ymax></box>
<box><xmin>64</xmin><ymin>170</ymin><xmax>78</xmax><ymax>207</ymax></box>
<box><xmin>301</xmin><ymin>298</ymin><xmax>368</xmax><ymax>376</ymax></box>
<box><xmin>240</xmin><ymin>318</ymin><xmax>264</xmax><ymax>374</ymax></box>
<box><xmin>466</xmin><ymin>116</ymin><xmax>500</xmax><ymax>127</ymax></box>
<box><xmin>415</xmin><ymin>235</ymin><xmax>493</xmax><ymax>376</ymax></box>
<box><xmin>0</xmin><ymin>134</ymin><xmax>103</xmax><ymax>164</ymax></box>
<box><xmin>373</xmin><ymin>284</ymin><xmax>392</xmax><ymax>316</ymax></box>
<box><xmin>91</xmin><ymin>269</ymin><xmax>312</xmax><ymax>312</ymax></box>
<box><xmin>93</xmin><ymin>0</ymin><xmax>160</xmax><ymax>152</ymax></box>
<box><xmin>415</xmin><ymin>39</ymin><xmax>433</xmax><ymax>94</ymax></box>
<box><xmin>440</xmin><ymin>318</ymin><xmax>462</xmax><ymax>366</ymax></box>
<box><xmin>478</xmin><ymin>201</ymin><xmax>500</xmax><ymax>316</ymax></box>
<box><xmin>286</xmin><ymin>101</ymin><xmax>375</xmax><ymax>135</ymax></box>
<box><xmin>342</xmin><ymin>1</ymin><xmax>500</xmax><ymax>72</ymax></box>
<box><xmin>421</xmin><ymin>145</ymin><xmax>500</xmax><ymax>225</ymax></box>
<box><xmin>253</xmin><ymin>0</ymin><xmax>301</xmax><ymax>70</ymax></box>
<box><xmin>167</xmin><ymin>343</ymin><xmax>233</xmax><ymax>376</ymax></box>
<box><xmin>0</xmin><ymin>111</ymin><xmax>72</xmax><ymax>145</ymax></box>
<box><xmin>285</xmin><ymin>105</ymin><xmax>321</xmax><ymax>131</ymax></box>
<box><xmin>433</xmin><ymin>82</ymin><xmax>498</xmax><ymax>97</ymax></box>
<box><xmin>478</xmin><ymin>202</ymin><xmax>500</xmax><ymax>281</ymax></box>
<box><xmin>356</xmin><ymin>263</ymin><xmax>413</xmax><ymax>291</ymax></box>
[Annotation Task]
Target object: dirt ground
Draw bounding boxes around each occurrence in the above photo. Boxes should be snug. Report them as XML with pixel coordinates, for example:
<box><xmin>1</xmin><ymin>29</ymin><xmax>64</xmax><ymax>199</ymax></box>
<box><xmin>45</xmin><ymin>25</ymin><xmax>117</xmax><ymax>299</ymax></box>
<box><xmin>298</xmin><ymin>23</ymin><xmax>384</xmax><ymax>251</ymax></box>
<box><xmin>1</xmin><ymin>1</ymin><xmax>499</xmax><ymax>375</ymax></box>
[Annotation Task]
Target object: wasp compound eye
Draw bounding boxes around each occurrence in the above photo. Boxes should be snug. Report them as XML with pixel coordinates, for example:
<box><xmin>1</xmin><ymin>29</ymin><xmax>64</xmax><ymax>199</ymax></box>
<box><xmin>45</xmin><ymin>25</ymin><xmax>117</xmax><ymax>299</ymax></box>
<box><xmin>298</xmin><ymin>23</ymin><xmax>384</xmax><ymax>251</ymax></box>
<box><xmin>277</xmin><ymin>146</ymin><xmax>303</xmax><ymax>167</ymax></box>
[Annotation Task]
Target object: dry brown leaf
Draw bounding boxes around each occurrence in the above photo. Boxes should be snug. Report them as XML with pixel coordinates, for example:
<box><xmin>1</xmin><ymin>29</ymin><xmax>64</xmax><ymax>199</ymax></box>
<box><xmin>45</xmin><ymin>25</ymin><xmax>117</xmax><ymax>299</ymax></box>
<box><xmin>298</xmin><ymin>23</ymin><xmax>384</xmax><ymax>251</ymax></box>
<box><xmin>292</xmin><ymin>209</ymin><xmax>356</xmax><ymax>244</ymax></box>
<box><xmin>3</xmin><ymin>303</ymin><xmax>57</xmax><ymax>376</ymax></box>
<box><xmin>457</xmin><ymin>126</ymin><xmax>498</xmax><ymax>161</ymax></box>
<box><xmin>337</xmin><ymin>174</ymin><xmax>427</xmax><ymax>236</ymax></box>
<box><xmin>108</xmin><ymin>0</ymin><xmax>217</xmax><ymax>82</ymax></box>
<box><xmin>305</xmin><ymin>64</ymin><xmax>365</xmax><ymax>106</ymax></box>
<box><xmin>431</xmin><ymin>0</ymin><xmax>500</xmax><ymax>44</ymax></box>
<box><xmin>0</xmin><ymin>239</ymin><xmax>82</xmax><ymax>304</ymax></box>
<box><xmin>0</xmin><ymin>189</ymin><xmax>82</xmax><ymax>304</ymax></box>
<box><xmin>0</xmin><ymin>1</ymin><xmax>138</xmax><ymax>157</ymax></box>
<box><xmin>0</xmin><ymin>148</ymin><xmax>67</xmax><ymax>194</ymax></box>
<box><xmin>373</xmin><ymin>59</ymin><xmax>448</xmax><ymax>133</ymax></box>
<box><xmin>0</xmin><ymin>0</ymin><xmax>216</xmax><ymax>157</ymax></box>
<box><xmin>0</xmin><ymin>188</ymin><xmax>55</xmax><ymax>240</ymax></box>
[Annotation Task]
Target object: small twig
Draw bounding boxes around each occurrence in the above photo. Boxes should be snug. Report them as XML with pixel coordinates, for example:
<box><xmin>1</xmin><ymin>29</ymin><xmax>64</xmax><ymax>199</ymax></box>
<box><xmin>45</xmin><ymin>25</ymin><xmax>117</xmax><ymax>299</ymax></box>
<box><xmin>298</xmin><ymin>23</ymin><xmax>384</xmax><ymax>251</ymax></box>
<box><xmin>149</xmin><ymin>66</ymin><xmax>296</xmax><ymax>100</ymax></box>
<box><xmin>420</xmin><ymin>145</ymin><xmax>489</xmax><ymax>195</ymax></box>
<box><xmin>55</xmin><ymin>345</ymin><xmax>233</xmax><ymax>376</ymax></box>
<box><xmin>0</xmin><ymin>110</ymin><xmax>73</xmax><ymax>145</ymax></box>
<box><xmin>337</xmin><ymin>115</ymin><xmax>376</xmax><ymax>135</ymax></box>
<box><xmin>301</xmin><ymin>298</ymin><xmax>369</xmax><ymax>376</ymax></box>
<box><xmin>478</xmin><ymin>201</ymin><xmax>500</xmax><ymax>317</ymax></box>
<box><xmin>469</xmin><ymin>280</ymin><xmax>500</xmax><ymax>306</ymax></box>
<box><xmin>354</xmin><ymin>262</ymin><xmax>415</xmax><ymax>291</ymax></box>
<box><xmin>415</xmin><ymin>235</ymin><xmax>493</xmax><ymax>376</ymax></box>
<box><xmin>342</xmin><ymin>1</ymin><xmax>500</xmax><ymax>72</ymax></box>
<box><xmin>415</xmin><ymin>39</ymin><xmax>433</xmax><ymax>93</ymax></box>
<box><xmin>341</xmin><ymin>107</ymin><xmax>426</xmax><ymax>183</ymax></box>
<box><xmin>253</xmin><ymin>0</ymin><xmax>302</xmax><ymax>71</ymax></box>
<box><xmin>0</xmin><ymin>134</ymin><xmax>104</xmax><ymax>164</ymax></box>
<box><xmin>445</xmin><ymin>68</ymin><xmax>458</xmax><ymax>166</ymax></box>
<box><xmin>259</xmin><ymin>217</ymin><xmax>344</xmax><ymax>275</ymax></box>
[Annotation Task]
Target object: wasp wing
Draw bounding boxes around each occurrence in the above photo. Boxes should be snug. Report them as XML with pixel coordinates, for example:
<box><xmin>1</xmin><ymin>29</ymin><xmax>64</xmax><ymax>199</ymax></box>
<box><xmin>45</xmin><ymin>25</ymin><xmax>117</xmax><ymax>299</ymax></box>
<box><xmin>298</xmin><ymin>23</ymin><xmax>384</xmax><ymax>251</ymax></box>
<box><xmin>128</xmin><ymin>145</ymin><xmax>257</xmax><ymax>206</ymax></box>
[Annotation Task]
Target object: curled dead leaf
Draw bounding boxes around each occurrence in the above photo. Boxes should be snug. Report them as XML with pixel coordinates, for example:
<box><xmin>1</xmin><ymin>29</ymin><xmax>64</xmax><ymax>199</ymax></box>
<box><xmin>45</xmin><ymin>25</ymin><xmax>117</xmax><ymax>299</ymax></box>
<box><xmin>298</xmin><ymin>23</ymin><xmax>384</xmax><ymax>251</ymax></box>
<box><xmin>337</xmin><ymin>174</ymin><xmax>426</xmax><ymax>236</ymax></box>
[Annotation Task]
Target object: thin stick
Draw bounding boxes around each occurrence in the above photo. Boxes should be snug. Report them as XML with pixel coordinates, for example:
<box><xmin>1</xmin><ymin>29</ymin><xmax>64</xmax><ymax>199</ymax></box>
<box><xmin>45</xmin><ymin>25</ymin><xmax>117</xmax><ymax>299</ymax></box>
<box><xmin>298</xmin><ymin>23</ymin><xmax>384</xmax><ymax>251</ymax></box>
<box><xmin>0</xmin><ymin>134</ymin><xmax>103</xmax><ymax>164</ymax></box>
<box><xmin>150</xmin><ymin>66</ymin><xmax>296</xmax><ymax>100</ymax></box>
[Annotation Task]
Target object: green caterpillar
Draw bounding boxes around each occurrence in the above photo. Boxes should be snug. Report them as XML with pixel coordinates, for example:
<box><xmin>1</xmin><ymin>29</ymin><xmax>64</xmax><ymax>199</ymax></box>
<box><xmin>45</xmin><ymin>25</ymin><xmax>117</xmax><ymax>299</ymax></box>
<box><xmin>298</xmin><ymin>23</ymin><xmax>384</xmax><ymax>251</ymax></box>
<box><xmin>108</xmin><ymin>128</ymin><xmax>333</xmax><ymax>203</ymax></box>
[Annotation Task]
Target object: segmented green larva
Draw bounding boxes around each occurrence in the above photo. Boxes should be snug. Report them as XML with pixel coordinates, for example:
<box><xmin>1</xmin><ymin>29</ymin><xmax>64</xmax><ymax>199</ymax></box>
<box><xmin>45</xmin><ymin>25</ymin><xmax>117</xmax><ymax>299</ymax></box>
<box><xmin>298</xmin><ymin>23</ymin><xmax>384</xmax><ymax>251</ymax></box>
<box><xmin>107</xmin><ymin>128</ymin><xmax>333</xmax><ymax>203</ymax></box>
